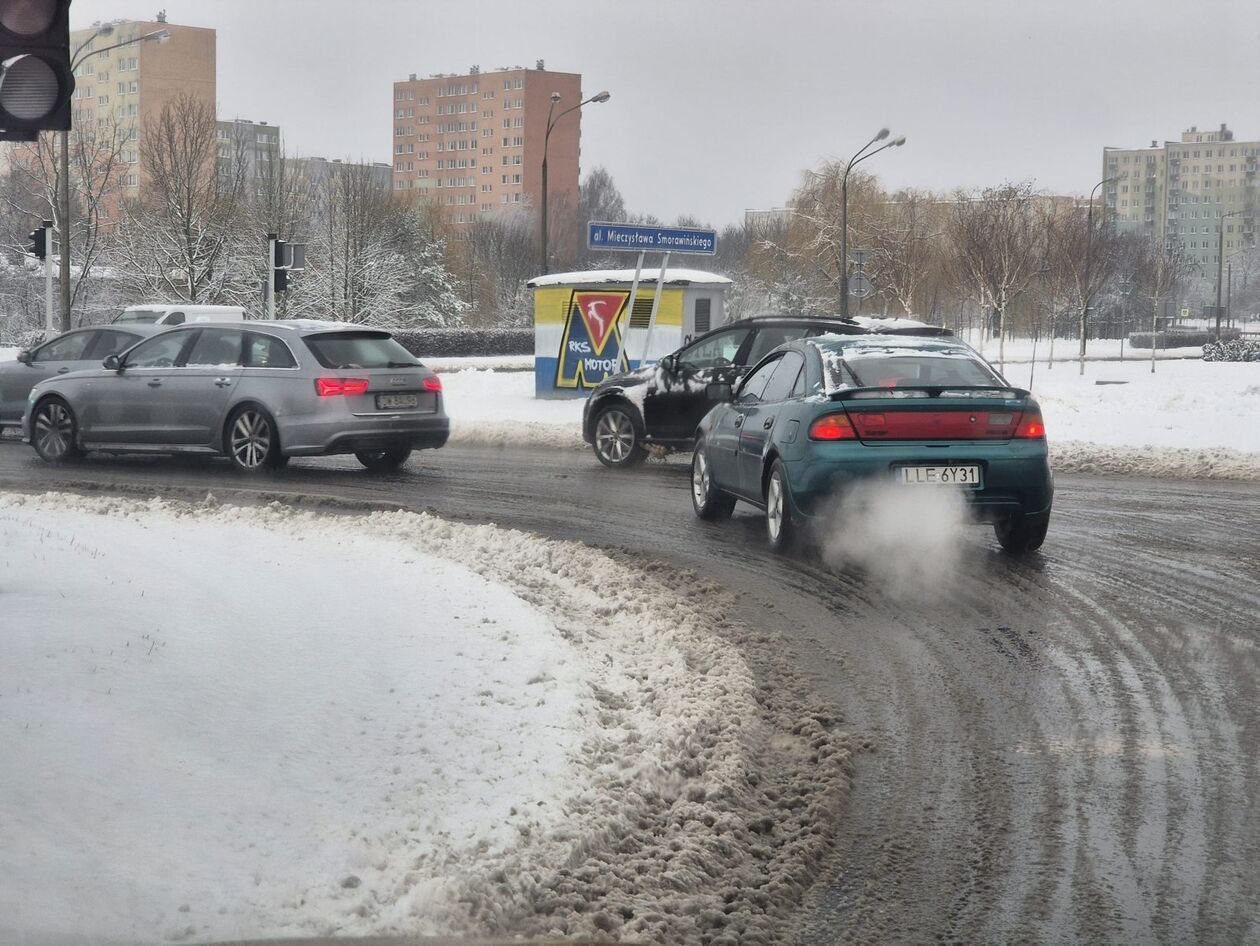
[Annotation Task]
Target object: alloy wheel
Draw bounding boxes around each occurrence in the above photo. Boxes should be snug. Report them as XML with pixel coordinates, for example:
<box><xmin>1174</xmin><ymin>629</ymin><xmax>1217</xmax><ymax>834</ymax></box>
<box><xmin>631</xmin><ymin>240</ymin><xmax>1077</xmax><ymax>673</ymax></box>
<box><xmin>34</xmin><ymin>401</ymin><xmax>74</xmax><ymax>459</ymax></box>
<box><xmin>595</xmin><ymin>409</ymin><xmax>635</xmax><ymax>463</ymax></box>
<box><xmin>766</xmin><ymin>472</ymin><xmax>784</xmax><ymax>543</ymax></box>
<box><xmin>230</xmin><ymin>410</ymin><xmax>272</xmax><ymax>470</ymax></box>
<box><xmin>692</xmin><ymin>450</ymin><xmax>710</xmax><ymax>510</ymax></box>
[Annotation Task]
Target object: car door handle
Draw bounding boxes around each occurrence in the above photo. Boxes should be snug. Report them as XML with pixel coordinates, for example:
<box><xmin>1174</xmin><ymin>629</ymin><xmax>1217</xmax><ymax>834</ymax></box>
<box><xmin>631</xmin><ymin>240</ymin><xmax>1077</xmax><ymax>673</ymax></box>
<box><xmin>147</xmin><ymin>379</ymin><xmax>162</xmax><ymax>387</ymax></box>
<box><xmin>762</xmin><ymin>418</ymin><xmax>774</xmax><ymax>429</ymax></box>
<box><xmin>733</xmin><ymin>415</ymin><xmax>744</xmax><ymax>428</ymax></box>
<box><xmin>56</xmin><ymin>367</ymin><xmax>69</xmax><ymax>374</ymax></box>
<box><xmin>213</xmin><ymin>377</ymin><xmax>232</xmax><ymax>387</ymax></box>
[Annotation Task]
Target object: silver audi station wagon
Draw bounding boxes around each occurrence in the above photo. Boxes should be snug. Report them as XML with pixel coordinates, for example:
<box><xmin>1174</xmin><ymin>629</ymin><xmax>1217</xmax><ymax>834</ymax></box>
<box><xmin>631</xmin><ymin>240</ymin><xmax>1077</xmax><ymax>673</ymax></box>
<box><xmin>22</xmin><ymin>320</ymin><xmax>449</xmax><ymax>472</ymax></box>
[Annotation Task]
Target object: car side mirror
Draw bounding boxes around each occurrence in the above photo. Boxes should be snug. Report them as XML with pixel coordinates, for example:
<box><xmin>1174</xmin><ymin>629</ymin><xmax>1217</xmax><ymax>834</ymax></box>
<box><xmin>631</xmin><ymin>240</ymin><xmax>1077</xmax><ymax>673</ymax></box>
<box><xmin>16</xmin><ymin>350</ymin><xmax>32</xmax><ymax>365</ymax></box>
<box><xmin>706</xmin><ymin>381</ymin><xmax>733</xmax><ymax>402</ymax></box>
<box><xmin>102</xmin><ymin>354</ymin><xmax>122</xmax><ymax>371</ymax></box>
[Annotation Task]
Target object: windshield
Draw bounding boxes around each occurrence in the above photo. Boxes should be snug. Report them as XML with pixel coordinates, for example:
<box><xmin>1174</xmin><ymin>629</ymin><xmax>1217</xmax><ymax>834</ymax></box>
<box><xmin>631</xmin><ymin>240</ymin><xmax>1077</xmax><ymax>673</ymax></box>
<box><xmin>304</xmin><ymin>331</ymin><xmax>420</xmax><ymax>368</ymax></box>
<box><xmin>112</xmin><ymin>310</ymin><xmax>162</xmax><ymax>324</ymax></box>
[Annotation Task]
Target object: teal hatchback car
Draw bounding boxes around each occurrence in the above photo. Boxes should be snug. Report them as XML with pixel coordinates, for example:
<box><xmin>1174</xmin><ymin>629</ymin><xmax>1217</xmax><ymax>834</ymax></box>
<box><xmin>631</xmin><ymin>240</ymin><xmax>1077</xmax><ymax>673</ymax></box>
<box><xmin>690</xmin><ymin>334</ymin><xmax>1053</xmax><ymax>554</ymax></box>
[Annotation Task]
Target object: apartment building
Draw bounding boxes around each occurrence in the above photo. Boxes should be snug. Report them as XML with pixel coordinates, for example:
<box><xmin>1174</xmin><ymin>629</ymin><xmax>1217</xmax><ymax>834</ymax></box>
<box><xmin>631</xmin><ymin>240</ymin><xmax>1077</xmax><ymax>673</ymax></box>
<box><xmin>1103</xmin><ymin>124</ymin><xmax>1259</xmax><ymax>271</ymax></box>
<box><xmin>216</xmin><ymin>118</ymin><xmax>281</xmax><ymax>187</ymax></box>
<box><xmin>67</xmin><ymin>16</ymin><xmax>216</xmax><ymax>196</ymax></box>
<box><xmin>391</xmin><ymin>61</ymin><xmax>583</xmax><ymax>225</ymax></box>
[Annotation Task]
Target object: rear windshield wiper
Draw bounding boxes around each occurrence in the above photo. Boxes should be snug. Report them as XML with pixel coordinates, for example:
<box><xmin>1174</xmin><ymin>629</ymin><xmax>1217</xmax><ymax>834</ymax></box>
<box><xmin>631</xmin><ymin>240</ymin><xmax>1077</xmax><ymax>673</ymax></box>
<box><xmin>386</xmin><ymin>360</ymin><xmax>420</xmax><ymax>368</ymax></box>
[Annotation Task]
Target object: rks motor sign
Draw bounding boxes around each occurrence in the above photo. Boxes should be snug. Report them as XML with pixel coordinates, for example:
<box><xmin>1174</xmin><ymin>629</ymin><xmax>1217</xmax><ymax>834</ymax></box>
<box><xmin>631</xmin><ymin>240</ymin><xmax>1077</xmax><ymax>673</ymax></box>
<box><xmin>555</xmin><ymin>290</ymin><xmax>630</xmax><ymax>389</ymax></box>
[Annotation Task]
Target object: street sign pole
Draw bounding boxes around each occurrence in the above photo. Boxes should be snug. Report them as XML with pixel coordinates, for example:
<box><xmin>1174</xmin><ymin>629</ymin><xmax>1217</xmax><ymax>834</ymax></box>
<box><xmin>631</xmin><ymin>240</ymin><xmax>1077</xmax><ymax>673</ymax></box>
<box><xmin>618</xmin><ymin>250</ymin><xmax>646</xmax><ymax>373</ymax></box>
<box><xmin>642</xmin><ymin>252</ymin><xmax>670</xmax><ymax>367</ymax></box>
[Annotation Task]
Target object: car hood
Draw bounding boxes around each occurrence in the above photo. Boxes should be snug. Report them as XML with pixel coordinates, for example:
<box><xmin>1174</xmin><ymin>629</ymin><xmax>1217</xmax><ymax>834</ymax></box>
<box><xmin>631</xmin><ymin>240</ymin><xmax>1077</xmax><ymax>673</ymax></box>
<box><xmin>590</xmin><ymin>364</ymin><xmax>655</xmax><ymax>395</ymax></box>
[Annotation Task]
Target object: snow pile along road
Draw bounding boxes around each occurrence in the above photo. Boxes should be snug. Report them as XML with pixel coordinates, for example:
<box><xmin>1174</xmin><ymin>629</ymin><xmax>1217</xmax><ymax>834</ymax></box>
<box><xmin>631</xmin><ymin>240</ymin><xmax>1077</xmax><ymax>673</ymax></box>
<box><xmin>0</xmin><ymin>492</ymin><xmax>849</xmax><ymax>945</ymax></box>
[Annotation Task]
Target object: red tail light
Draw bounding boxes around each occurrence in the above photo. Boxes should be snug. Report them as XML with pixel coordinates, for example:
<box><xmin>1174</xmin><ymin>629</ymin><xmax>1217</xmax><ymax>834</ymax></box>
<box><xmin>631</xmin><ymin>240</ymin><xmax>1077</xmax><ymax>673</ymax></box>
<box><xmin>315</xmin><ymin>377</ymin><xmax>370</xmax><ymax>397</ymax></box>
<box><xmin>1014</xmin><ymin>410</ymin><xmax>1046</xmax><ymax>439</ymax></box>
<box><xmin>809</xmin><ymin>413</ymin><xmax>857</xmax><ymax>441</ymax></box>
<box><xmin>422</xmin><ymin>375</ymin><xmax>442</xmax><ymax>392</ymax></box>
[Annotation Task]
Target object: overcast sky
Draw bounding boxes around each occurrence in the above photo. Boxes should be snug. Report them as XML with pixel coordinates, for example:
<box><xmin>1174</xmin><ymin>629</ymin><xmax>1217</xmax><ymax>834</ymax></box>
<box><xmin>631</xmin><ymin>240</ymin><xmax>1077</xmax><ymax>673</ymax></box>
<box><xmin>73</xmin><ymin>0</ymin><xmax>1260</xmax><ymax>227</ymax></box>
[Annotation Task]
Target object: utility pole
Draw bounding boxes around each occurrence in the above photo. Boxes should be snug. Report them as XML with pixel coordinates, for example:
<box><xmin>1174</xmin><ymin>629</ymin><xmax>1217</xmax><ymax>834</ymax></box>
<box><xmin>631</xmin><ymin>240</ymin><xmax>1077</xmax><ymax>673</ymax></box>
<box><xmin>43</xmin><ymin>221</ymin><xmax>54</xmax><ymax>333</ymax></box>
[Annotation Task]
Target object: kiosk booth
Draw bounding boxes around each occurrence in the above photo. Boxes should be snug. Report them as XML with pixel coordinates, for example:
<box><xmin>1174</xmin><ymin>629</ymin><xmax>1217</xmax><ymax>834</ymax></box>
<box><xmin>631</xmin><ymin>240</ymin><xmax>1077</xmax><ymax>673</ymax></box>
<box><xmin>529</xmin><ymin>268</ymin><xmax>732</xmax><ymax>399</ymax></box>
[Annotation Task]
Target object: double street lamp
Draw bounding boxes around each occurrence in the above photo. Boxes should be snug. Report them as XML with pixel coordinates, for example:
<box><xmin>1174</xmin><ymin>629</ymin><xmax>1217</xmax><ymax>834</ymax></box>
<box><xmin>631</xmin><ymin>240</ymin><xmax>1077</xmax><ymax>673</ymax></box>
<box><xmin>839</xmin><ymin>127</ymin><xmax>905</xmax><ymax>318</ymax></box>
<box><xmin>57</xmin><ymin>22</ymin><xmax>168</xmax><ymax>331</ymax></box>
<box><xmin>539</xmin><ymin>88</ymin><xmax>609</xmax><ymax>275</ymax></box>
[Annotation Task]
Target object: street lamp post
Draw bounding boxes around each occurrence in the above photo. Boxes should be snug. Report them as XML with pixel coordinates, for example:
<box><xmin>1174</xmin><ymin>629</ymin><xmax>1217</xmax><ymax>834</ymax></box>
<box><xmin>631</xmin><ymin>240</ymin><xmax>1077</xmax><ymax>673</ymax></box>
<box><xmin>58</xmin><ymin>24</ymin><xmax>169</xmax><ymax>332</ymax></box>
<box><xmin>540</xmin><ymin>89</ymin><xmax>609</xmax><ymax>275</ymax></box>
<box><xmin>839</xmin><ymin>128</ymin><xmax>905</xmax><ymax>318</ymax></box>
<box><xmin>1216</xmin><ymin>209</ymin><xmax>1247</xmax><ymax>340</ymax></box>
<box><xmin>1079</xmin><ymin>176</ymin><xmax>1117</xmax><ymax>374</ymax></box>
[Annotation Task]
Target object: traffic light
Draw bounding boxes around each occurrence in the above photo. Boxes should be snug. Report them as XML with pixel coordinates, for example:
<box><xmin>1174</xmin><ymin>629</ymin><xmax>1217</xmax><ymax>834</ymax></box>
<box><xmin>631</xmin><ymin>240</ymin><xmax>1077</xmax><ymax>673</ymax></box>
<box><xmin>28</xmin><ymin>221</ymin><xmax>48</xmax><ymax>259</ymax></box>
<box><xmin>0</xmin><ymin>0</ymin><xmax>75</xmax><ymax>137</ymax></box>
<box><xmin>272</xmin><ymin>238</ymin><xmax>288</xmax><ymax>292</ymax></box>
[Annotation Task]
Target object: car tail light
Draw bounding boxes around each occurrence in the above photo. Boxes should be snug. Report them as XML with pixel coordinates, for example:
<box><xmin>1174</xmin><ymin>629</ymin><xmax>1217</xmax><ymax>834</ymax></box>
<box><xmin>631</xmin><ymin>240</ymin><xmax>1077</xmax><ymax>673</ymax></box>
<box><xmin>1014</xmin><ymin>410</ymin><xmax>1046</xmax><ymax>439</ymax></box>
<box><xmin>809</xmin><ymin>412</ymin><xmax>857</xmax><ymax>441</ymax></box>
<box><xmin>315</xmin><ymin>377</ymin><xmax>370</xmax><ymax>397</ymax></box>
<box><xmin>422</xmin><ymin>375</ymin><xmax>442</xmax><ymax>392</ymax></box>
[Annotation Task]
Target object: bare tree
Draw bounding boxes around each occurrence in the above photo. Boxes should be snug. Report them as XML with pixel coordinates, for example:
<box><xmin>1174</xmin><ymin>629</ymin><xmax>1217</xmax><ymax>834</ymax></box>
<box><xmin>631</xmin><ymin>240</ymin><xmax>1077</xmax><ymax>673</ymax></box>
<box><xmin>869</xmin><ymin>188</ymin><xmax>941</xmax><ymax>316</ymax></box>
<box><xmin>791</xmin><ymin>166</ymin><xmax>885</xmax><ymax>308</ymax></box>
<box><xmin>1044</xmin><ymin>198</ymin><xmax>1119</xmax><ymax>374</ymax></box>
<box><xmin>463</xmin><ymin>206</ymin><xmax>536</xmax><ymax>326</ymax></box>
<box><xmin>1134</xmin><ymin>236</ymin><xmax>1192</xmax><ymax>374</ymax></box>
<box><xmin>948</xmin><ymin>182</ymin><xmax>1046</xmax><ymax>373</ymax></box>
<box><xmin>3</xmin><ymin>110</ymin><xmax>129</xmax><ymax>327</ymax></box>
<box><xmin>114</xmin><ymin>93</ymin><xmax>250</xmax><ymax>304</ymax></box>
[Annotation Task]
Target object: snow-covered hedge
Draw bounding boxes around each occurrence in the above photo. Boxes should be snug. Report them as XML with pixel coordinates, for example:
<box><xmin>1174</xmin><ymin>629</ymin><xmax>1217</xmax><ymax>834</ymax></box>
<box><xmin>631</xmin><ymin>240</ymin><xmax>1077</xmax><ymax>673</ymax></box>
<box><xmin>1128</xmin><ymin>328</ymin><xmax>1239</xmax><ymax>350</ymax></box>
<box><xmin>1203</xmin><ymin>338</ymin><xmax>1260</xmax><ymax>362</ymax></box>
<box><xmin>392</xmin><ymin>326</ymin><xmax>534</xmax><ymax>358</ymax></box>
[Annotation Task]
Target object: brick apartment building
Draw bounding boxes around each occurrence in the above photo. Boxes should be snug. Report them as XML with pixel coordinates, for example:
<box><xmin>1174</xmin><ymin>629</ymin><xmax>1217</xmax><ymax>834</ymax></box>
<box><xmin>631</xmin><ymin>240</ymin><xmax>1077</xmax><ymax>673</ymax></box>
<box><xmin>67</xmin><ymin>17</ymin><xmax>216</xmax><ymax>196</ymax></box>
<box><xmin>391</xmin><ymin>61</ymin><xmax>583</xmax><ymax>225</ymax></box>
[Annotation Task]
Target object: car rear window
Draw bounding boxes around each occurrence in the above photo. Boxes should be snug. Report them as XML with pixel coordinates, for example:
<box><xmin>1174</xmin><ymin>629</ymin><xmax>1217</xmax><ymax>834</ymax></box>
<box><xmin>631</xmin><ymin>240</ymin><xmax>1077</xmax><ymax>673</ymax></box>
<box><xmin>303</xmin><ymin>332</ymin><xmax>419</xmax><ymax>369</ymax></box>
<box><xmin>829</xmin><ymin>348</ymin><xmax>1001</xmax><ymax>389</ymax></box>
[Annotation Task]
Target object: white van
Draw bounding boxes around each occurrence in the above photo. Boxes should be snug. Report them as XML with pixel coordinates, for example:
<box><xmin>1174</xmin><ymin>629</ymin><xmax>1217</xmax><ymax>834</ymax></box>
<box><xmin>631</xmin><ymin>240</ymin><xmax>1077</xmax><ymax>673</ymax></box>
<box><xmin>112</xmin><ymin>304</ymin><xmax>246</xmax><ymax>326</ymax></box>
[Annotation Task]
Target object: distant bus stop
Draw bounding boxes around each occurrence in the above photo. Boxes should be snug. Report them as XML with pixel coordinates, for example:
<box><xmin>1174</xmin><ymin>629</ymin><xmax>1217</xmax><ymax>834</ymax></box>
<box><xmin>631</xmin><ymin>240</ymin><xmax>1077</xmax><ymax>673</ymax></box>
<box><xmin>528</xmin><ymin>268</ymin><xmax>732</xmax><ymax>399</ymax></box>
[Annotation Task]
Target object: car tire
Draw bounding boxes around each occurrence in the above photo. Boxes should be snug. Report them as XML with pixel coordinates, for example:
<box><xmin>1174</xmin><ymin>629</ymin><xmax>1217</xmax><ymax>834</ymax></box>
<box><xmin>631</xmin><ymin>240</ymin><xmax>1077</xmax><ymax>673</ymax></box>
<box><xmin>591</xmin><ymin>402</ymin><xmax>648</xmax><ymax>469</ymax></box>
<box><xmin>691</xmin><ymin>441</ymin><xmax>736</xmax><ymax>520</ymax></box>
<box><xmin>356</xmin><ymin>446</ymin><xmax>412</xmax><ymax>472</ymax></box>
<box><xmin>994</xmin><ymin>509</ymin><xmax>1050</xmax><ymax>555</ymax></box>
<box><xmin>30</xmin><ymin>397</ymin><xmax>84</xmax><ymax>463</ymax></box>
<box><xmin>226</xmin><ymin>406</ymin><xmax>285</xmax><ymax>473</ymax></box>
<box><xmin>764</xmin><ymin>459</ymin><xmax>797</xmax><ymax>552</ymax></box>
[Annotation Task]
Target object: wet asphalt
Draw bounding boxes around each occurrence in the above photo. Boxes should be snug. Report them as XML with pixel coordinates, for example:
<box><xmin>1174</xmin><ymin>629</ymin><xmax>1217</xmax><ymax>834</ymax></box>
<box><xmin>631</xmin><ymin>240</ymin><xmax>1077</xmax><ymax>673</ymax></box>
<box><xmin>1</xmin><ymin>439</ymin><xmax>1257</xmax><ymax>945</ymax></box>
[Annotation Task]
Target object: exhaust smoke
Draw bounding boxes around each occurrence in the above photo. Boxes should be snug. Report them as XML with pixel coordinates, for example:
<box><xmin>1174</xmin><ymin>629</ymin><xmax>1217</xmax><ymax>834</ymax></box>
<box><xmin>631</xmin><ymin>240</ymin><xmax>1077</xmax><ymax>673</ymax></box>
<box><xmin>818</xmin><ymin>480</ymin><xmax>969</xmax><ymax>599</ymax></box>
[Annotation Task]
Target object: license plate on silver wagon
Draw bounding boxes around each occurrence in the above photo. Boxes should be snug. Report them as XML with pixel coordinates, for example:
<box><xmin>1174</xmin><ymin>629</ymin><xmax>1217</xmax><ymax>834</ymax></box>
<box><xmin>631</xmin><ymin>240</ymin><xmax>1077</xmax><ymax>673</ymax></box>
<box><xmin>376</xmin><ymin>393</ymin><xmax>418</xmax><ymax>410</ymax></box>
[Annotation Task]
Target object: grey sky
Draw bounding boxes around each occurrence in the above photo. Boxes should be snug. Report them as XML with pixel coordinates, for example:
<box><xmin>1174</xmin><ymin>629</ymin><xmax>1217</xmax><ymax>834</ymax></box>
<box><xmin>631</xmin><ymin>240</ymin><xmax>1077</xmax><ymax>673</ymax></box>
<box><xmin>74</xmin><ymin>0</ymin><xmax>1260</xmax><ymax>227</ymax></box>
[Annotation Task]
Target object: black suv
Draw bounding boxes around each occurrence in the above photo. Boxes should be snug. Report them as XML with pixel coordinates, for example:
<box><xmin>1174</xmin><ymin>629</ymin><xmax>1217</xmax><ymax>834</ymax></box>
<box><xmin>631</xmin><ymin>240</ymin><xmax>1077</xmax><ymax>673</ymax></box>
<box><xmin>582</xmin><ymin>315</ymin><xmax>954</xmax><ymax>467</ymax></box>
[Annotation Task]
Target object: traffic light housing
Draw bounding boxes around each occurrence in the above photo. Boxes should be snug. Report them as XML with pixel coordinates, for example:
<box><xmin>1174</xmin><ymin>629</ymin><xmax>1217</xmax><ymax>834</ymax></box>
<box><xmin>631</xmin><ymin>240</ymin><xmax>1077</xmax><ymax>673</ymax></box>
<box><xmin>272</xmin><ymin>238</ymin><xmax>288</xmax><ymax>292</ymax></box>
<box><xmin>0</xmin><ymin>0</ymin><xmax>75</xmax><ymax>137</ymax></box>
<box><xmin>28</xmin><ymin>221</ymin><xmax>48</xmax><ymax>259</ymax></box>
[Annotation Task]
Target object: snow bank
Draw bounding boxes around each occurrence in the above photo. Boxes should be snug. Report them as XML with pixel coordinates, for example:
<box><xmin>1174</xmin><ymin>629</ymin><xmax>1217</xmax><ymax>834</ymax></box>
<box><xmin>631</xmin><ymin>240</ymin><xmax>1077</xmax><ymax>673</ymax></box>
<box><xmin>0</xmin><ymin>493</ymin><xmax>850</xmax><ymax>945</ymax></box>
<box><xmin>0</xmin><ymin>346</ymin><xmax>17</xmax><ymax>361</ymax></box>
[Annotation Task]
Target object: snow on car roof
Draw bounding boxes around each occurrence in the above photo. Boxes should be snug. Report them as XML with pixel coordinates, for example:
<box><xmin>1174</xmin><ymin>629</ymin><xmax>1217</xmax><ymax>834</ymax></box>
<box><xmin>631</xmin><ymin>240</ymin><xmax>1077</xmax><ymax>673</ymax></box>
<box><xmin>809</xmin><ymin>333</ymin><xmax>976</xmax><ymax>357</ymax></box>
<box><xmin>527</xmin><ymin>268</ymin><xmax>733</xmax><ymax>288</ymax></box>
<box><xmin>849</xmin><ymin>315</ymin><xmax>933</xmax><ymax>330</ymax></box>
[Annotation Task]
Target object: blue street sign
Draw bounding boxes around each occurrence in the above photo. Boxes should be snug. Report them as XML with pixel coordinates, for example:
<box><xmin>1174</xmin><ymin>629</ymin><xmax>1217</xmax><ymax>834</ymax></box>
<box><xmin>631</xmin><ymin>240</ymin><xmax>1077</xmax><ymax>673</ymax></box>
<box><xmin>587</xmin><ymin>221</ymin><xmax>717</xmax><ymax>256</ymax></box>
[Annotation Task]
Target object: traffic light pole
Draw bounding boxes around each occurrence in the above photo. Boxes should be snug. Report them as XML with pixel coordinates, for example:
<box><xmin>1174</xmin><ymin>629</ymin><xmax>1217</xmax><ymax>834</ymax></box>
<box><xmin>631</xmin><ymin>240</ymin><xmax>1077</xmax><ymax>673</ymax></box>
<box><xmin>267</xmin><ymin>233</ymin><xmax>277</xmax><ymax>320</ymax></box>
<box><xmin>43</xmin><ymin>222</ymin><xmax>54</xmax><ymax>333</ymax></box>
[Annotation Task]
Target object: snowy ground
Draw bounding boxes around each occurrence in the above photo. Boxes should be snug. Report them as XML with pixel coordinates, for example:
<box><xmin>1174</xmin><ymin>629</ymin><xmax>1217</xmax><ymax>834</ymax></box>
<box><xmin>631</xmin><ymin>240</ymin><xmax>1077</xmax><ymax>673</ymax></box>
<box><xmin>438</xmin><ymin>358</ymin><xmax>1260</xmax><ymax>480</ymax></box>
<box><xmin>0</xmin><ymin>493</ymin><xmax>848</xmax><ymax>946</ymax></box>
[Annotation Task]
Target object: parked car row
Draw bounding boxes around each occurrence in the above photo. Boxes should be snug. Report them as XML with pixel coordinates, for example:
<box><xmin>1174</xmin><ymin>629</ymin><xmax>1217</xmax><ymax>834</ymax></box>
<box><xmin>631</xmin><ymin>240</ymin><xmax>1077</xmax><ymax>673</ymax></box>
<box><xmin>2</xmin><ymin>320</ymin><xmax>448</xmax><ymax>473</ymax></box>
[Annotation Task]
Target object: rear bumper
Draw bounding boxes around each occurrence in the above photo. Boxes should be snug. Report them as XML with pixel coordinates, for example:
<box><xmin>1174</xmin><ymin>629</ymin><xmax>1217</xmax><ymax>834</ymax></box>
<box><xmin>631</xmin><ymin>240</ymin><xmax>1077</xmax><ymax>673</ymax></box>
<box><xmin>784</xmin><ymin>440</ymin><xmax>1054</xmax><ymax>523</ymax></box>
<box><xmin>280</xmin><ymin>413</ymin><xmax>449</xmax><ymax>456</ymax></box>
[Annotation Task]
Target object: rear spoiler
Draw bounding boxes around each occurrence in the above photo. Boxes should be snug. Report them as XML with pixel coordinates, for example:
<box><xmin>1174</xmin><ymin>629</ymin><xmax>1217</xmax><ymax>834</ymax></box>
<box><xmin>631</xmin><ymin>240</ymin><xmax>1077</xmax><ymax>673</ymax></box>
<box><xmin>828</xmin><ymin>385</ymin><xmax>1031</xmax><ymax>401</ymax></box>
